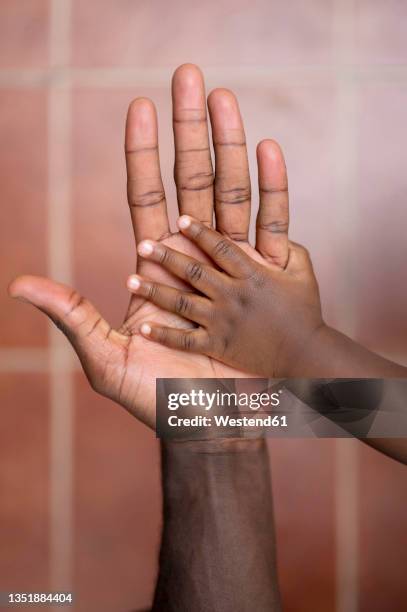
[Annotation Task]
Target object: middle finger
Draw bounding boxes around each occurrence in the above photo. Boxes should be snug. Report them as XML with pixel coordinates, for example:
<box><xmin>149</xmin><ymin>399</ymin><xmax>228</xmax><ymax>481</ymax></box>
<box><xmin>172</xmin><ymin>64</ymin><xmax>214</xmax><ymax>226</ymax></box>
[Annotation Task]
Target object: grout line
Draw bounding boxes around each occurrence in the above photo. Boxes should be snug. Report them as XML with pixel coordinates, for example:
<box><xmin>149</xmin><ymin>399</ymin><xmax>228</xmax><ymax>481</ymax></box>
<box><xmin>48</xmin><ymin>0</ymin><xmax>74</xmax><ymax>598</ymax></box>
<box><xmin>0</xmin><ymin>348</ymin><xmax>81</xmax><ymax>372</ymax></box>
<box><xmin>0</xmin><ymin>348</ymin><xmax>49</xmax><ymax>372</ymax></box>
<box><xmin>2</xmin><ymin>64</ymin><xmax>407</xmax><ymax>90</ymax></box>
<box><xmin>333</xmin><ymin>2</ymin><xmax>360</xmax><ymax>611</ymax></box>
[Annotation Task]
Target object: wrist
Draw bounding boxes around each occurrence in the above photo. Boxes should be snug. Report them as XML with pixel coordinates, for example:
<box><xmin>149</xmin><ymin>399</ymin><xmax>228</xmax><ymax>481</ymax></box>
<box><xmin>281</xmin><ymin>322</ymin><xmax>407</xmax><ymax>378</ymax></box>
<box><xmin>161</xmin><ymin>437</ymin><xmax>269</xmax><ymax>503</ymax></box>
<box><xmin>276</xmin><ymin>321</ymin><xmax>329</xmax><ymax>378</ymax></box>
<box><xmin>163</xmin><ymin>435</ymin><xmax>266</xmax><ymax>455</ymax></box>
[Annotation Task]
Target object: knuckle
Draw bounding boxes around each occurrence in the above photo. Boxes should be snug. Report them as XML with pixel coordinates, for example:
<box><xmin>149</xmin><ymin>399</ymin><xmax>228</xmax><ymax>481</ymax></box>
<box><xmin>64</xmin><ymin>291</ymin><xmax>87</xmax><ymax>327</ymax></box>
<box><xmin>217</xmin><ymin>185</ymin><xmax>251</xmax><ymax>205</ymax></box>
<box><xmin>189</xmin><ymin>222</ymin><xmax>205</xmax><ymax>241</ymax></box>
<box><xmin>147</xmin><ymin>283</ymin><xmax>158</xmax><ymax>300</ymax></box>
<box><xmin>158</xmin><ymin>247</ymin><xmax>171</xmax><ymax>266</ymax></box>
<box><xmin>66</xmin><ymin>290</ymin><xmax>83</xmax><ymax>316</ymax></box>
<box><xmin>158</xmin><ymin>326</ymin><xmax>168</xmax><ymax>344</ymax></box>
<box><xmin>236</xmin><ymin>291</ymin><xmax>249</xmax><ymax>308</ymax></box>
<box><xmin>297</xmin><ymin>244</ymin><xmax>311</xmax><ymax>261</ymax></box>
<box><xmin>128</xmin><ymin>189</ymin><xmax>165</xmax><ymax>208</ymax></box>
<box><xmin>182</xmin><ymin>333</ymin><xmax>194</xmax><ymax>351</ymax></box>
<box><xmin>185</xmin><ymin>261</ymin><xmax>203</xmax><ymax>283</ymax></box>
<box><xmin>225</xmin><ymin>231</ymin><xmax>248</xmax><ymax>242</ymax></box>
<box><xmin>257</xmin><ymin>219</ymin><xmax>289</xmax><ymax>234</ymax></box>
<box><xmin>291</xmin><ymin>241</ymin><xmax>309</xmax><ymax>257</ymax></box>
<box><xmin>249</xmin><ymin>269</ymin><xmax>267</xmax><ymax>289</ymax></box>
<box><xmin>179</xmin><ymin>171</ymin><xmax>214</xmax><ymax>193</ymax></box>
<box><xmin>174</xmin><ymin>293</ymin><xmax>190</xmax><ymax>315</ymax></box>
<box><xmin>213</xmin><ymin>238</ymin><xmax>233</xmax><ymax>258</ymax></box>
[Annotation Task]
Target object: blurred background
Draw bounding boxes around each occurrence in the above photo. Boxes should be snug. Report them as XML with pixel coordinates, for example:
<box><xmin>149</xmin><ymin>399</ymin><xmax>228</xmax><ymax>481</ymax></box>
<box><xmin>1</xmin><ymin>1</ymin><xmax>407</xmax><ymax>611</ymax></box>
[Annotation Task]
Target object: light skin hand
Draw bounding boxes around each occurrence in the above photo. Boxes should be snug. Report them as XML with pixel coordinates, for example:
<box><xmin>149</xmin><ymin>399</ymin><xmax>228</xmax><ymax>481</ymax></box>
<box><xmin>8</xmin><ymin>64</ymin><xmax>287</xmax><ymax>429</ymax></box>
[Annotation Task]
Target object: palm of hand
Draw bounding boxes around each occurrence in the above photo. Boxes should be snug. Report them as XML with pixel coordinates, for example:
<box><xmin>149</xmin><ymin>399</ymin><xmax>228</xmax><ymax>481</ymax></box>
<box><xmin>110</xmin><ymin>232</ymin><xmax>263</xmax><ymax>426</ymax></box>
<box><xmin>10</xmin><ymin>65</ymin><xmax>289</xmax><ymax>430</ymax></box>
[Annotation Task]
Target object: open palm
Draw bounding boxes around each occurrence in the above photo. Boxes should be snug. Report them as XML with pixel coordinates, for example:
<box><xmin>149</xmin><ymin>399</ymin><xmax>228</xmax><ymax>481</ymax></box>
<box><xmin>9</xmin><ymin>65</ymin><xmax>289</xmax><ymax>429</ymax></box>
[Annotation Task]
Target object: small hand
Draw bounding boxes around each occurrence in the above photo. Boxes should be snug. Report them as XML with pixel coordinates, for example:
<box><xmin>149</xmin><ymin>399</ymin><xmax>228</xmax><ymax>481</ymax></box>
<box><xmin>127</xmin><ymin>216</ymin><xmax>324</xmax><ymax>378</ymax></box>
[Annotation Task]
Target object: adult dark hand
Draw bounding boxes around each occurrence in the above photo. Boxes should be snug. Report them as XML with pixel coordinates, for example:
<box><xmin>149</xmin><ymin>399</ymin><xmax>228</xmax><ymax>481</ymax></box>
<box><xmin>9</xmin><ymin>64</ymin><xmax>287</xmax><ymax>429</ymax></box>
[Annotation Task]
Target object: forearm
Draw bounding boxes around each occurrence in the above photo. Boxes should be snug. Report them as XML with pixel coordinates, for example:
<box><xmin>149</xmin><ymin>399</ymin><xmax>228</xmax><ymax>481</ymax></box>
<box><xmin>291</xmin><ymin>325</ymin><xmax>407</xmax><ymax>379</ymax></box>
<box><xmin>152</xmin><ymin>437</ymin><xmax>281</xmax><ymax>612</ymax></box>
<box><xmin>290</xmin><ymin>325</ymin><xmax>407</xmax><ymax>463</ymax></box>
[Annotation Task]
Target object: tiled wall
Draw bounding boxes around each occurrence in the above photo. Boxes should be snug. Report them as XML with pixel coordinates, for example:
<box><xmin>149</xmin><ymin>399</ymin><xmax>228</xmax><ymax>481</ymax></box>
<box><xmin>1</xmin><ymin>1</ymin><xmax>407</xmax><ymax>611</ymax></box>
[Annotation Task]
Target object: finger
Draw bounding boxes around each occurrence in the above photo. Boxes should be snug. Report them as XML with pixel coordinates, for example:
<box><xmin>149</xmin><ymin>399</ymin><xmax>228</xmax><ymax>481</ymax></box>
<box><xmin>125</xmin><ymin>98</ymin><xmax>170</xmax><ymax>243</ymax></box>
<box><xmin>208</xmin><ymin>89</ymin><xmax>251</xmax><ymax>242</ymax></box>
<box><xmin>256</xmin><ymin>139</ymin><xmax>289</xmax><ymax>268</ymax></box>
<box><xmin>136</xmin><ymin>239</ymin><xmax>226</xmax><ymax>297</ymax></box>
<box><xmin>8</xmin><ymin>275</ymin><xmax>127</xmax><ymax>390</ymax></box>
<box><xmin>127</xmin><ymin>274</ymin><xmax>211</xmax><ymax>325</ymax></box>
<box><xmin>177</xmin><ymin>215</ymin><xmax>256</xmax><ymax>278</ymax></box>
<box><xmin>172</xmin><ymin>64</ymin><xmax>214</xmax><ymax>225</ymax></box>
<box><xmin>140</xmin><ymin>322</ymin><xmax>210</xmax><ymax>354</ymax></box>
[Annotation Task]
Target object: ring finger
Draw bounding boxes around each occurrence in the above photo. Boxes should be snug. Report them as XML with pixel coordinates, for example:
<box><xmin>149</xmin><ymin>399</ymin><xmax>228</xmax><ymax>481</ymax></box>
<box><xmin>208</xmin><ymin>89</ymin><xmax>251</xmax><ymax>242</ymax></box>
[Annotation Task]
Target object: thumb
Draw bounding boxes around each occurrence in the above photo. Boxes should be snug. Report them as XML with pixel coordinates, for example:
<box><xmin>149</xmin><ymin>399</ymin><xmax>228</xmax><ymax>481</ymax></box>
<box><xmin>8</xmin><ymin>275</ymin><xmax>126</xmax><ymax>393</ymax></box>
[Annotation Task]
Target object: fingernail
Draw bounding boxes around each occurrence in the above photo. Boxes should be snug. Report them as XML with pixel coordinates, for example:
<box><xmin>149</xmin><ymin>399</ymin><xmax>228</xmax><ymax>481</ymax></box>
<box><xmin>177</xmin><ymin>215</ymin><xmax>192</xmax><ymax>230</ymax></box>
<box><xmin>140</xmin><ymin>323</ymin><xmax>152</xmax><ymax>336</ymax></box>
<box><xmin>127</xmin><ymin>275</ymin><xmax>141</xmax><ymax>291</ymax></box>
<box><xmin>137</xmin><ymin>240</ymin><xmax>155</xmax><ymax>256</ymax></box>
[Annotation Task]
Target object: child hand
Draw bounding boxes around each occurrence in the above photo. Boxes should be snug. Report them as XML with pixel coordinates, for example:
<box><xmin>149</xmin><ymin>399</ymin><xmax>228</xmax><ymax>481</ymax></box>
<box><xmin>127</xmin><ymin>216</ymin><xmax>325</xmax><ymax>378</ymax></box>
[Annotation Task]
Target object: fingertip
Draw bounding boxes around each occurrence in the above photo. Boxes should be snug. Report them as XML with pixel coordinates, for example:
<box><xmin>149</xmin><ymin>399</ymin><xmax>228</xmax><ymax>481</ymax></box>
<box><xmin>256</xmin><ymin>139</ymin><xmax>284</xmax><ymax>162</ymax></box>
<box><xmin>208</xmin><ymin>88</ymin><xmax>243</xmax><ymax>132</ymax></box>
<box><xmin>8</xmin><ymin>275</ymin><xmax>37</xmax><ymax>301</ymax></box>
<box><xmin>127</xmin><ymin>275</ymin><xmax>141</xmax><ymax>291</ymax></box>
<box><xmin>208</xmin><ymin>87</ymin><xmax>236</xmax><ymax>107</ymax></box>
<box><xmin>126</xmin><ymin>98</ymin><xmax>157</xmax><ymax>149</ymax></box>
<box><xmin>127</xmin><ymin>96</ymin><xmax>155</xmax><ymax>118</ymax></box>
<box><xmin>172</xmin><ymin>63</ymin><xmax>204</xmax><ymax>86</ymax></box>
<box><xmin>140</xmin><ymin>323</ymin><xmax>152</xmax><ymax>336</ymax></box>
<box><xmin>8</xmin><ymin>276</ymin><xmax>23</xmax><ymax>299</ymax></box>
<box><xmin>177</xmin><ymin>215</ymin><xmax>193</xmax><ymax>230</ymax></box>
<box><xmin>137</xmin><ymin>240</ymin><xmax>155</xmax><ymax>257</ymax></box>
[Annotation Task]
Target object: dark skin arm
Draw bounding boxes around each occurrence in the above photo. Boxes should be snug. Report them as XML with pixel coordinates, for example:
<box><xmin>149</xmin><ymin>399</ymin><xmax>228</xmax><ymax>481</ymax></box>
<box><xmin>152</xmin><ymin>437</ymin><xmax>281</xmax><ymax>612</ymax></box>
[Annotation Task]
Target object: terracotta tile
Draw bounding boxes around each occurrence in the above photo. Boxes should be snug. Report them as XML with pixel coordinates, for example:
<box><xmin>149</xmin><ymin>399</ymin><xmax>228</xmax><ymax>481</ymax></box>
<box><xmin>72</xmin><ymin>0</ymin><xmax>333</xmax><ymax>67</ymax></box>
<box><xmin>0</xmin><ymin>0</ymin><xmax>49</xmax><ymax>68</ymax></box>
<box><xmin>358</xmin><ymin>443</ymin><xmax>407</xmax><ymax>612</ymax></box>
<box><xmin>355</xmin><ymin>85</ymin><xmax>407</xmax><ymax>357</ymax></box>
<box><xmin>355</xmin><ymin>1</ymin><xmax>407</xmax><ymax>65</ymax></box>
<box><xmin>269</xmin><ymin>439</ymin><xmax>336</xmax><ymax>612</ymax></box>
<box><xmin>73</xmin><ymin>373</ymin><xmax>161</xmax><ymax>611</ymax></box>
<box><xmin>0</xmin><ymin>90</ymin><xmax>48</xmax><ymax>347</ymax></box>
<box><xmin>0</xmin><ymin>373</ymin><xmax>50</xmax><ymax>593</ymax></box>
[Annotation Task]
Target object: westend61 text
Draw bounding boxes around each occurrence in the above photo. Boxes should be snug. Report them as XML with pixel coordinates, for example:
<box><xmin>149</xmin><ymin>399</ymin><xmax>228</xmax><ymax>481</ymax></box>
<box><xmin>168</xmin><ymin>414</ymin><xmax>287</xmax><ymax>427</ymax></box>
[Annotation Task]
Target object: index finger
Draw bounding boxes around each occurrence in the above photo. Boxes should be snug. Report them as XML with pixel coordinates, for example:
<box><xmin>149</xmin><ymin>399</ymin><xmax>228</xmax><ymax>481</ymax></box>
<box><xmin>125</xmin><ymin>98</ymin><xmax>170</xmax><ymax>243</ymax></box>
